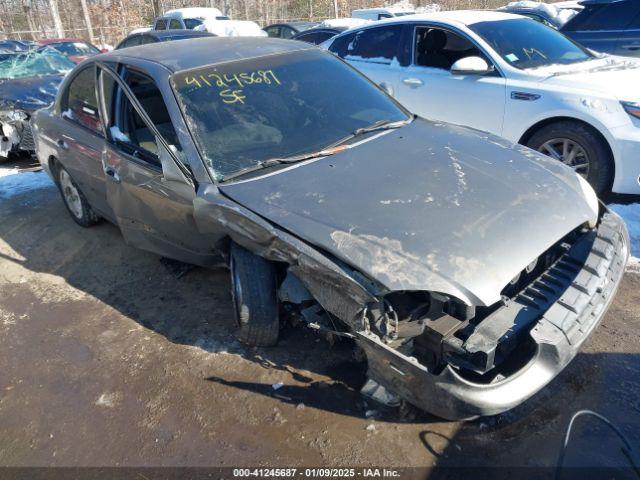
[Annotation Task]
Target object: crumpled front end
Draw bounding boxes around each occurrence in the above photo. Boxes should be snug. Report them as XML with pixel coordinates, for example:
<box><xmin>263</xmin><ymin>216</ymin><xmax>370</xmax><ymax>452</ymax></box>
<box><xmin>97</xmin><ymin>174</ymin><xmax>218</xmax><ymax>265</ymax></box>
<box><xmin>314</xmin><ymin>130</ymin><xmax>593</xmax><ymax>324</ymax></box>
<box><xmin>0</xmin><ymin>110</ymin><xmax>34</xmax><ymax>158</ymax></box>
<box><xmin>357</xmin><ymin>211</ymin><xmax>628</xmax><ymax>420</ymax></box>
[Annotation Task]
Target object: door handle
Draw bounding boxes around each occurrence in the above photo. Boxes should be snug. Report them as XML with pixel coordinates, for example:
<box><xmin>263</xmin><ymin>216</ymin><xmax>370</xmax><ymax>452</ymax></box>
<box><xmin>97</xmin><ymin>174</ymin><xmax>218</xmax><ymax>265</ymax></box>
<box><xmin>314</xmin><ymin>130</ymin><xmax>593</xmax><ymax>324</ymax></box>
<box><xmin>57</xmin><ymin>139</ymin><xmax>69</xmax><ymax>150</ymax></box>
<box><xmin>104</xmin><ymin>166</ymin><xmax>121</xmax><ymax>183</ymax></box>
<box><xmin>402</xmin><ymin>77</ymin><xmax>424</xmax><ymax>87</ymax></box>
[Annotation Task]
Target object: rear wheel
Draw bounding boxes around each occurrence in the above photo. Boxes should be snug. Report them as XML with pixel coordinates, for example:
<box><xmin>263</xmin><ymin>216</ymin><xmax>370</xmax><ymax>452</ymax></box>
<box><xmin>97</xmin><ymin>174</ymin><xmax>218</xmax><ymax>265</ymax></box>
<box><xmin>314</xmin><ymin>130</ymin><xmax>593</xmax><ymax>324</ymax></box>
<box><xmin>229</xmin><ymin>242</ymin><xmax>279</xmax><ymax>347</ymax></box>
<box><xmin>527</xmin><ymin>121</ymin><xmax>613</xmax><ymax>195</ymax></box>
<box><xmin>56</xmin><ymin>164</ymin><xmax>100</xmax><ymax>227</ymax></box>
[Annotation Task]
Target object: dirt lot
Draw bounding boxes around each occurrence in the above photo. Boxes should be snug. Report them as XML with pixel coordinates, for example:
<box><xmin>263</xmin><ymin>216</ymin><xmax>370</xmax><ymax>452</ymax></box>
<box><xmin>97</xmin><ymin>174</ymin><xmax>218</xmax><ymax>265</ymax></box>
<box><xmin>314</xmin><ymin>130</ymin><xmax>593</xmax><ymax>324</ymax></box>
<box><xmin>1</xmin><ymin>157</ymin><xmax>639</xmax><ymax>474</ymax></box>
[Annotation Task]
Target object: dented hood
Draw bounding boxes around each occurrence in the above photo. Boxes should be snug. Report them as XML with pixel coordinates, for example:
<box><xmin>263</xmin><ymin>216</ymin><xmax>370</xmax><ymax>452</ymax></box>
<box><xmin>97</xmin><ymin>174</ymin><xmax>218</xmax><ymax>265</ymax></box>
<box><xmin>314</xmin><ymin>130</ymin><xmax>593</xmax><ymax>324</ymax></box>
<box><xmin>219</xmin><ymin>119</ymin><xmax>597</xmax><ymax>306</ymax></box>
<box><xmin>0</xmin><ymin>74</ymin><xmax>63</xmax><ymax>113</ymax></box>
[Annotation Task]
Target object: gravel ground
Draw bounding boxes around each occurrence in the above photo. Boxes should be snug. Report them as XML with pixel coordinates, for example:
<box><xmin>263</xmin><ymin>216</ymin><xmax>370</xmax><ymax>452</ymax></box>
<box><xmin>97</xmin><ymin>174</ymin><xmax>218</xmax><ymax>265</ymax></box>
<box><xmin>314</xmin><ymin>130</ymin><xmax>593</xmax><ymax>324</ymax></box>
<box><xmin>1</xmin><ymin>157</ymin><xmax>639</xmax><ymax>474</ymax></box>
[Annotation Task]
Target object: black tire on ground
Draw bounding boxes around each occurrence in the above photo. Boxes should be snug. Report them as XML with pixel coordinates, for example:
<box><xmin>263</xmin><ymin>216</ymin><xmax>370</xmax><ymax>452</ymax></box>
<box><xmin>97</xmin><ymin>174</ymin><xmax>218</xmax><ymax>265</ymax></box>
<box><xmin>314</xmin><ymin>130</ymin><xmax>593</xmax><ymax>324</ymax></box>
<box><xmin>229</xmin><ymin>242</ymin><xmax>279</xmax><ymax>347</ymax></box>
<box><xmin>55</xmin><ymin>163</ymin><xmax>100</xmax><ymax>228</ymax></box>
<box><xmin>526</xmin><ymin>120</ymin><xmax>614</xmax><ymax>195</ymax></box>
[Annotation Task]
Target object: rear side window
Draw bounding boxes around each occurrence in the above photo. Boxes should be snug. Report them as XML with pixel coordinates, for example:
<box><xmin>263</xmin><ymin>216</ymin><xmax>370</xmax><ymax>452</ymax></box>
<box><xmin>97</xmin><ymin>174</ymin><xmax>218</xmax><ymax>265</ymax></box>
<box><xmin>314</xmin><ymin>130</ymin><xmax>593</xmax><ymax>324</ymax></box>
<box><xmin>169</xmin><ymin>19</ymin><xmax>182</xmax><ymax>29</ymax></box>
<box><xmin>335</xmin><ymin>25</ymin><xmax>404</xmax><ymax>64</ymax></box>
<box><xmin>265</xmin><ymin>26</ymin><xmax>281</xmax><ymax>37</ymax></box>
<box><xmin>563</xmin><ymin>1</ymin><xmax>639</xmax><ymax>31</ymax></box>
<box><xmin>184</xmin><ymin>18</ymin><xmax>203</xmax><ymax>29</ymax></box>
<box><xmin>281</xmin><ymin>27</ymin><xmax>296</xmax><ymax>39</ymax></box>
<box><xmin>155</xmin><ymin>19</ymin><xmax>167</xmax><ymax>30</ymax></box>
<box><xmin>295</xmin><ymin>31</ymin><xmax>329</xmax><ymax>44</ymax></box>
<box><xmin>118</xmin><ymin>36</ymin><xmax>141</xmax><ymax>49</ymax></box>
<box><xmin>63</xmin><ymin>66</ymin><xmax>103</xmax><ymax>135</ymax></box>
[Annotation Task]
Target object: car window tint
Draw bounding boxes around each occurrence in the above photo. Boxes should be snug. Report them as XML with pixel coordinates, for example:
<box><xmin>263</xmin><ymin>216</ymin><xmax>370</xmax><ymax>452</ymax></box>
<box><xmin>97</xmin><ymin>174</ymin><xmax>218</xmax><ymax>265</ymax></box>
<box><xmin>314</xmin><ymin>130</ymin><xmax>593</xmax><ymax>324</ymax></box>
<box><xmin>281</xmin><ymin>27</ymin><xmax>296</xmax><ymax>39</ymax></box>
<box><xmin>169</xmin><ymin>19</ymin><xmax>182</xmax><ymax>29</ymax></box>
<box><xmin>184</xmin><ymin>18</ymin><xmax>203</xmax><ymax>29</ymax></box>
<box><xmin>155</xmin><ymin>19</ymin><xmax>167</xmax><ymax>30</ymax></box>
<box><xmin>119</xmin><ymin>36</ymin><xmax>141</xmax><ymax>49</ymax></box>
<box><xmin>563</xmin><ymin>1</ymin><xmax>638</xmax><ymax>31</ymax></box>
<box><xmin>294</xmin><ymin>31</ymin><xmax>318</xmax><ymax>43</ymax></box>
<box><xmin>414</xmin><ymin>27</ymin><xmax>483</xmax><ymax>70</ymax></box>
<box><xmin>110</xmin><ymin>70</ymin><xmax>182</xmax><ymax>167</ymax></box>
<box><xmin>63</xmin><ymin>66</ymin><xmax>103</xmax><ymax>135</ymax></box>
<box><xmin>139</xmin><ymin>35</ymin><xmax>156</xmax><ymax>45</ymax></box>
<box><xmin>329</xmin><ymin>31</ymin><xmax>356</xmax><ymax>56</ymax></box>
<box><xmin>266</xmin><ymin>26</ymin><xmax>281</xmax><ymax>37</ymax></box>
<box><xmin>342</xmin><ymin>25</ymin><xmax>403</xmax><ymax>64</ymax></box>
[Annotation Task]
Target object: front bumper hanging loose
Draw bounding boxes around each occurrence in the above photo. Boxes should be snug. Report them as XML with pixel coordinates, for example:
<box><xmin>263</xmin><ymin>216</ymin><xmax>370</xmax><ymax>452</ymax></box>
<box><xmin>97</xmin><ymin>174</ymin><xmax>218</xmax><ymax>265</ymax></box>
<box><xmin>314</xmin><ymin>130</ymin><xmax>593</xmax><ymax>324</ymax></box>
<box><xmin>357</xmin><ymin>211</ymin><xmax>629</xmax><ymax>420</ymax></box>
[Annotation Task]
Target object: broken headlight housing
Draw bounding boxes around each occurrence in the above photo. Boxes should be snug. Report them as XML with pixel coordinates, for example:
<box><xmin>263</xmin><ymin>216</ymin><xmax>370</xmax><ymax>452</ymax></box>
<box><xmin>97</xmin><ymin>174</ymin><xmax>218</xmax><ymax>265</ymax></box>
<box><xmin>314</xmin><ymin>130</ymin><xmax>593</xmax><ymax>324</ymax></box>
<box><xmin>0</xmin><ymin>110</ymin><xmax>28</xmax><ymax>122</ymax></box>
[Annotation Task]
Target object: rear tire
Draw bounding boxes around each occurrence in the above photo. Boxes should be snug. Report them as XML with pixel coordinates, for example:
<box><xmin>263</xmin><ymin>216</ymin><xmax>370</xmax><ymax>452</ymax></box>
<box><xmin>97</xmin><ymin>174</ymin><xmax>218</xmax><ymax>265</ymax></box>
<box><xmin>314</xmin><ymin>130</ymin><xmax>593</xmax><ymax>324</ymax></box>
<box><xmin>229</xmin><ymin>242</ymin><xmax>279</xmax><ymax>347</ymax></box>
<box><xmin>526</xmin><ymin>120</ymin><xmax>613</xmax><ymax>195</ymax></box>
<box><xmin>56</xmin><ymin>164</ymin><xmax>100</xmax><ymax>228</ymax></box>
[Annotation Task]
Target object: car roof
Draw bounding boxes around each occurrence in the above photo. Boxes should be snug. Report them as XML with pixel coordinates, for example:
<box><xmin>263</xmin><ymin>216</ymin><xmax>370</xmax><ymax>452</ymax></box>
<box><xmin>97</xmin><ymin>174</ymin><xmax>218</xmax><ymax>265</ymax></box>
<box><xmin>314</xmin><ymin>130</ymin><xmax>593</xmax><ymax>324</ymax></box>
<box><xmin>266</xmin><ymin>21</ymin><xmax>318</xmax><ymax>29</ymax></box>
<box><xmin>376</xmin><ymin>10</ymin><xmax>524</xmax><ymax>26</ymax></box>
<box><xmin>142</xmin><ymin>29</ymin><xmax>214</xmax><ymax>39</ymax></box>
<box><xmin>39</xmin><ymin>38</ymin><xmax>87</xmax><ymax>45</ymax></box>
<box><xmin>100</xmin><ymin>36</ymin><xmax>312</xmax><ymax>73</ymax></box>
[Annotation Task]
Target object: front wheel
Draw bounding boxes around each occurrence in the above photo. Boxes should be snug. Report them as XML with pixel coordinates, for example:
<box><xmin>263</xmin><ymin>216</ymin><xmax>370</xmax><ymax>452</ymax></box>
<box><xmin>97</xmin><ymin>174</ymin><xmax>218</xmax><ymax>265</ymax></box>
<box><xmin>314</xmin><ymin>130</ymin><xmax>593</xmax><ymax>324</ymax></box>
<box><xmin>526</xmin><ymin>121</ymin><xmax>613</xmax><ymax>195</ymax></box>
<box><xmin>229</xmin><ymin>242</ymin><xmax>279</xmax><ymax>347</ymax></box>
<box><xmin>56</xmin><ymin>164</ymin><xmax>100</xmax><ymax>227</ymax></box>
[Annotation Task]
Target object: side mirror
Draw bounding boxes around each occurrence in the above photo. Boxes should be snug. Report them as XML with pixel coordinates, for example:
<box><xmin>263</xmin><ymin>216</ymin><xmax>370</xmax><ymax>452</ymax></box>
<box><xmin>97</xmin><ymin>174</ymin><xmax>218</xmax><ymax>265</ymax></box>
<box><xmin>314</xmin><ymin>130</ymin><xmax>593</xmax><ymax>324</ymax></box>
<box><xmin>158</xmin><ymin>142</ymin><xmax>191</xmax><ymax>186</ymax></box>
<box><xmin>450</xmin><ymin>56</ymin><xmax>493</xmax><ymax>75</ymax></box>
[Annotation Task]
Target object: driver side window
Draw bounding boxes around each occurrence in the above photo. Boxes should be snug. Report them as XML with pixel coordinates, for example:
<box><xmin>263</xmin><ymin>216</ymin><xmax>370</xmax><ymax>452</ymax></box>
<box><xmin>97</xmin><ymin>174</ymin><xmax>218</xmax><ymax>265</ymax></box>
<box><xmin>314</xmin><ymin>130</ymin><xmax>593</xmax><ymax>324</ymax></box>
<box><xmin>104</xmin><ymin>68</ymin><xmax>182</xmax><ymax>168</ymax></box>
<box><xmin>413</xmin><ymin>26</ymin><xmax>485</xmax><ymax>71</ymax></box>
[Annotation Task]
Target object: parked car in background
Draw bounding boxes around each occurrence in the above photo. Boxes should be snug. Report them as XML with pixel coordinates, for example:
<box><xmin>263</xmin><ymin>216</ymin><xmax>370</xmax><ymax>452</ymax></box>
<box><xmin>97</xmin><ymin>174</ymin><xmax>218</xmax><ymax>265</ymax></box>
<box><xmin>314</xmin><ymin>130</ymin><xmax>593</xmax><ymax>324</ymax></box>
<box><xmin>561</xmin><ymin>0</ymin><xmax>640</xmax><ymax>57</ymax></box>
<box><xmin>0</xmin><ymin>49</ymin><xmax>74</xmax><ymax>160</ymax></box>
<box><xmin>325</xmin><ymin>11</ymin><xmax>640</xmax><ymax>195</ymax></box>
<box><xmin>292</xmin><ymin>26</ymin><xmax>348</xmax><ymax>44</ymax></box>
<box><xmin>32</xmin><ymin>37</ymin><xmax>628</xmax><ymax>420</ymax></box>
<box><xmin>497</xmin><ymin>1</ymin><xmax>579</xmax><ymax>28</ymax></box>
<box><xmin>352</xmin><ymin>6</ymin><xmax>415</xmax><ymax>20</ymax></box>
<box><xmin>116</xmin><ymin>29</ymin><xmax>214</xmax><ymax>50</ymax></box>
<box><xmin>0</xmin><ymin>39</ymin><xmax>34</xmax><ymax>52</ymax></box>
<box><xmin>263</xmin><ymin>21</ymin><xmax>319</xmax><ymax>39</ymax></box>
<box><xmin>38</xmin><ymin>38</ymin><xmax>104</xmax><ymax>64</ymax></box>
<box><xmin>154</xmin><ymin>7</ymin><xmax>229</xmax><ymax>30</ymax></box>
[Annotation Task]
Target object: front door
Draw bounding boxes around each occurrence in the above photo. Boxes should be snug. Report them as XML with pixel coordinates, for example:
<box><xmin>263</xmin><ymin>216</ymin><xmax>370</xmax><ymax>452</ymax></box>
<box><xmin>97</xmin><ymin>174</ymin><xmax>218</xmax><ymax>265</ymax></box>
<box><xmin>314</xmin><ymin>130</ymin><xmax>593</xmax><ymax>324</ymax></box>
<box><xmin>394</xmin><ymin>25</ymin><xmax>506</xmax><ymax>136</ymax></box>
<box><xmin>98</xmin><ymin>64</ymin><xmax>221</xmax><ymax>267</ymax></box>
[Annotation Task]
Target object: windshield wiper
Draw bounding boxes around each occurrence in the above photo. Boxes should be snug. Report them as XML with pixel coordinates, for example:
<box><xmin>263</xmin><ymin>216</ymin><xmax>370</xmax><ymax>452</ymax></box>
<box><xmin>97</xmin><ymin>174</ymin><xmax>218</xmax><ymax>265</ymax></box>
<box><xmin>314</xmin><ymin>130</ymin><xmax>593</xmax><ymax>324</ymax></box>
<box><xmin>221</xmin><ymin>146</ymin><xmax>346</xmax><ymax>182</ymax></box>
<box><xmin>352</xmin><ymin>118</ymin><xmax>412</xmax><ymax>136</ymax></box>
<box><xmin>221</xmin><ymin>118</ymin><xmax>412</xmax><ymax>182</ymax></box>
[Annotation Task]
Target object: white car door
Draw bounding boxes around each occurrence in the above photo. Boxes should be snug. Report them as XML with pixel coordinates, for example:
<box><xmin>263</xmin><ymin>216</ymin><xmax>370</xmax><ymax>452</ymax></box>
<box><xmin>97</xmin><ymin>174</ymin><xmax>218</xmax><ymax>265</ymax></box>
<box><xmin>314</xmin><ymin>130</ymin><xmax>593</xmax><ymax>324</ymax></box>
<box><xmin>394</xmin><ymin>24</ymin><xmax>507</xmax><ymax>136</ymax></box>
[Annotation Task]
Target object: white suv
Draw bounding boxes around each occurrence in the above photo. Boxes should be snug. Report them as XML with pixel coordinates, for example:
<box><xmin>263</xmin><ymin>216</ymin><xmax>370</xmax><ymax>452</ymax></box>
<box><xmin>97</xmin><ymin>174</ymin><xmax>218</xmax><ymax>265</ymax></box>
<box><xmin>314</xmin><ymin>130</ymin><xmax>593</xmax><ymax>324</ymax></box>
<box><xmin>324</xmin><ymin>11</ymin><xmax>640</xmax><ymax>195</ymax></box>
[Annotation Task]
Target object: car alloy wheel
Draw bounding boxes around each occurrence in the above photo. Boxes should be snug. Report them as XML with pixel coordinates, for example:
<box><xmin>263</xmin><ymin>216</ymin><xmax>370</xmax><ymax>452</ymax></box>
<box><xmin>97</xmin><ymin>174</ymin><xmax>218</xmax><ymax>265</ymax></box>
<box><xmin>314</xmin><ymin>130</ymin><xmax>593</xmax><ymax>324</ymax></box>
<box><xmin>537</xmin><ymin>138</ymin><xmax>590</xmax><ymax>177</ymax></box>
<box><xmin>59</xmin><ymin>169</ymin><xmax>84</xmax><ymax>219</ymax></box>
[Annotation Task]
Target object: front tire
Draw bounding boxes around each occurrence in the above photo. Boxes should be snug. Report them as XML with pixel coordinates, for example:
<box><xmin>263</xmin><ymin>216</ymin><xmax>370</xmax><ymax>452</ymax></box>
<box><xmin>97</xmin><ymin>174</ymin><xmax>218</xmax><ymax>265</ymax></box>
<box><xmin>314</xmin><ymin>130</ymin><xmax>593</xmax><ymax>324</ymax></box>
<box><xmin>526</xmin><ymin>120</ymin><xmax>613</xmax><ymax>195</ymax></box>
<box><xmin>229</xmin><ymin>242</ymin><xmax>279</xmax><ymax>347</ymax></box>
<box><xmin>56</xmin><ymin>164</ymin><xmax>100</xmax><ymax>227</ymax></box>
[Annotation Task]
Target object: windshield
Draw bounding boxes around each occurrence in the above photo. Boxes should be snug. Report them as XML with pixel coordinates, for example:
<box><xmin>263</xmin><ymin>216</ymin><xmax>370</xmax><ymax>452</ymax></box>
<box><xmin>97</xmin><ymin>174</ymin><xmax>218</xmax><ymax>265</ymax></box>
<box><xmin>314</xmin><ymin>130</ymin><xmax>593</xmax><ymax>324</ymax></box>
<box><xmin>48</xmin><ymin>41</ymin><xmax>100</xmax><ymax>56</ymax></box>
<box><xmin>0</xmin><ymin>49</ymin><xmax>75</xmax><ymax>79</ymax></box>
<box><xmin>469</xmin><ymin>18</ymin><xmax>593</xmax><ymax>69</ymax></box>
<box><xmin>172</xmin><ymin>49</ymin><xmax>408</xmax><ymax>181</ymax></box>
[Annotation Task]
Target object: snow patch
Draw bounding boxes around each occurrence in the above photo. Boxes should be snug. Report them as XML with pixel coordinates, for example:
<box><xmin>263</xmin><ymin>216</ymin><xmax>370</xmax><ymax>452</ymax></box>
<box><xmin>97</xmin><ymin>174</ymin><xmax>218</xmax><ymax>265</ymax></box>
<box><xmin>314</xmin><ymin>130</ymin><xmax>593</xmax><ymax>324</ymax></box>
<box><xmin>0</xmin><ymin>167</ymin><xmax>54</xmax><ymax>199</ymax></box>
<box><xmin>608</xmin><ymin>203</ymin><xmax>640</xmax><ymax>266</ymax></box>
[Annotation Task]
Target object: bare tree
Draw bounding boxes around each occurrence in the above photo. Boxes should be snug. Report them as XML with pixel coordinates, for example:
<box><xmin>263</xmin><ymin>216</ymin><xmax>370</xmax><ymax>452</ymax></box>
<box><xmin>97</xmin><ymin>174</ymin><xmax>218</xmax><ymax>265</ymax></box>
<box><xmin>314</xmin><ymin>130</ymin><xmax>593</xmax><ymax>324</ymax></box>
<box><xmin>79</xmin><ymin>0</ymin><xmax>94</xmax><ymax>42</ymax></box>
<box><xmin>49</xmin><ymin>0</ymin><xmax>65</xmax><ymax>37</ymax></box>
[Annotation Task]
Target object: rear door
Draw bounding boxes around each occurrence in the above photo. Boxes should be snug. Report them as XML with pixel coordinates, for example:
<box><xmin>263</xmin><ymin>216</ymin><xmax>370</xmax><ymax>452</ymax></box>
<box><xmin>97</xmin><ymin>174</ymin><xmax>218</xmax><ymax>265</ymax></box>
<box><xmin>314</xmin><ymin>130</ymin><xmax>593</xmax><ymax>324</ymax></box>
<box><xmin>97</xmin><ymin>63</ymin><xmax>220</xmax><ymax>266</ymax></box>
<box><xmin>57</xmin><ymin>64</ymin><xmax>112</xmax><ymax>218</ymax></box>
<box><xmin>561</xmin><ymin>0</ymin><xmax>639</xmax><ymax>55</ymax></box>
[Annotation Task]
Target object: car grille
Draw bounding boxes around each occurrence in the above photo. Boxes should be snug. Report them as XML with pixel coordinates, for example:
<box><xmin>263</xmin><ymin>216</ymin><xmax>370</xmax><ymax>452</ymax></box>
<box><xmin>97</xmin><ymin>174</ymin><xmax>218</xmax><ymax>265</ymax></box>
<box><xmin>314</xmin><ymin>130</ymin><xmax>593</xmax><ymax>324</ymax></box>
<box><xmin>18</xmin><ymin>122</ymin><xmax>35</xmax><ymax>151</ymax></box>
<box><xmin>446</xmin><ymin>212</ymin><xmax>628</xmax><ymax>374</ymax></box>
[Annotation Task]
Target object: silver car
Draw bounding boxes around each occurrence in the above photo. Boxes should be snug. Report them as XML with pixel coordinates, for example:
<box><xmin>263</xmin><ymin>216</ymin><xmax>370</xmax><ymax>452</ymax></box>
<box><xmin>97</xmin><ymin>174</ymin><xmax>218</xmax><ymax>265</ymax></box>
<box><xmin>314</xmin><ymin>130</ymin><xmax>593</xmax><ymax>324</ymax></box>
<box><xmin>32</xmin><ymin>37</ymin><xmax>628</xmax><ymax>419</ymax></box>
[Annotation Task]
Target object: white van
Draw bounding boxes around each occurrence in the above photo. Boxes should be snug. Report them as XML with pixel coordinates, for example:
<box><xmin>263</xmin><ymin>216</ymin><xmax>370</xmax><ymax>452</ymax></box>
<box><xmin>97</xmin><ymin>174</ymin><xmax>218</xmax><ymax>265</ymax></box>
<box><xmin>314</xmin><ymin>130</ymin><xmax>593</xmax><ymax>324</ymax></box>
<box><xmin>154</xmin><ymin>7</ymin><xmax>230</xmax><ymax>31</ymax></box>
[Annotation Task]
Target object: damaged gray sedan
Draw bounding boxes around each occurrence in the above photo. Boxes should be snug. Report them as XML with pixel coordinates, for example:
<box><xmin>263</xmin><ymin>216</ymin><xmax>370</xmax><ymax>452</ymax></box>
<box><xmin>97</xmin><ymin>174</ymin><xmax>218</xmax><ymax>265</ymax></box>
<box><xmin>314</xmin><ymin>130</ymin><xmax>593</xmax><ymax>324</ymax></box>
<box><xmin>33</xmin><ymin>38</ymin><xmax>629</xmax><ymax>420</ymax></box>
